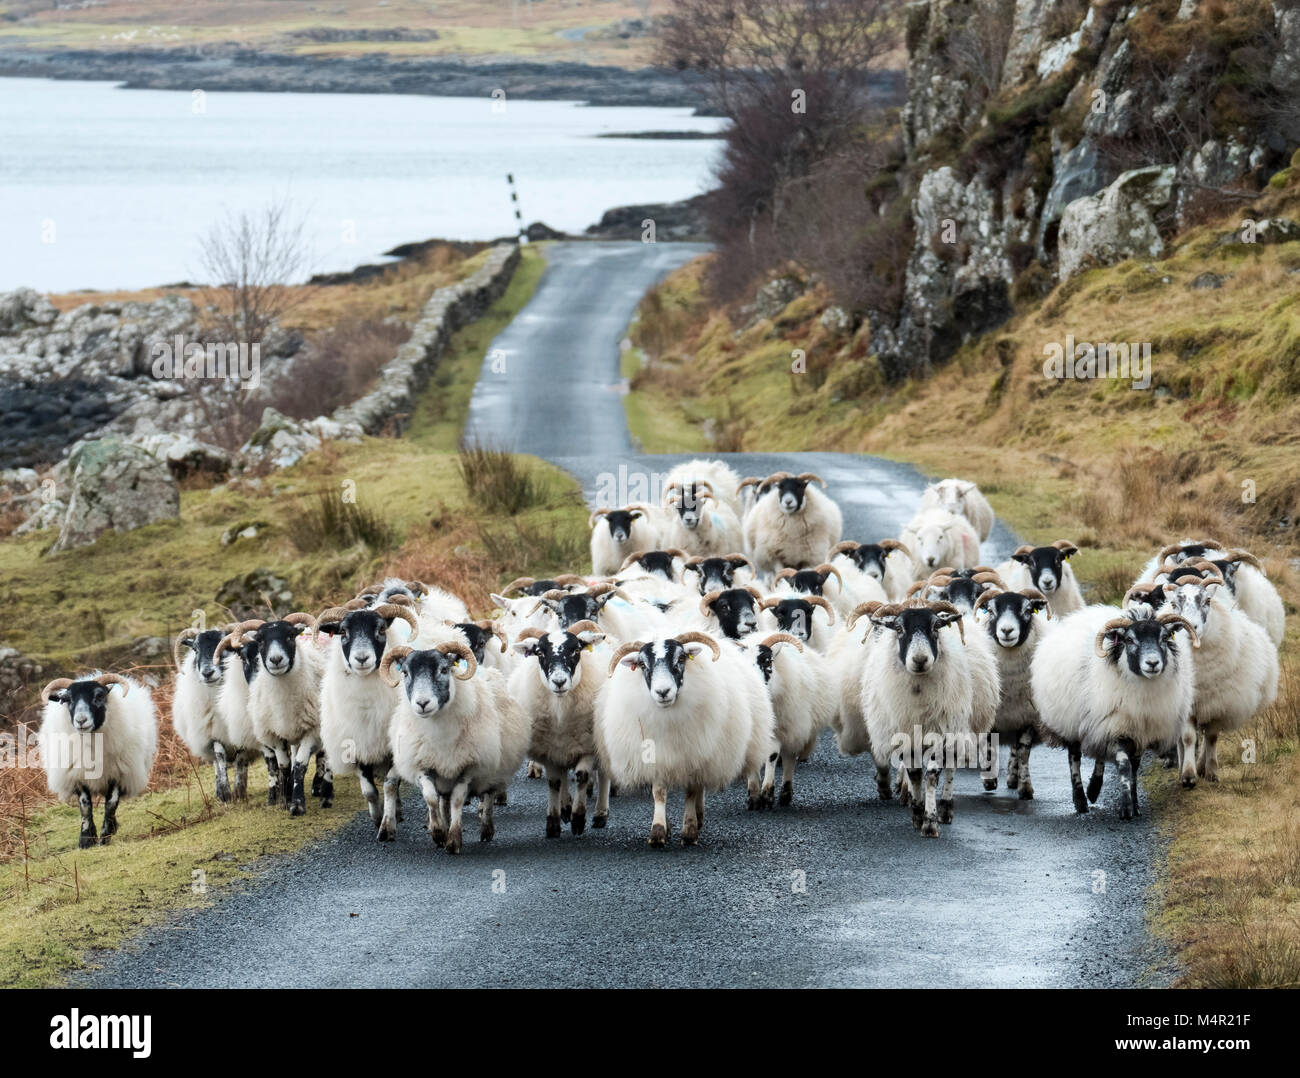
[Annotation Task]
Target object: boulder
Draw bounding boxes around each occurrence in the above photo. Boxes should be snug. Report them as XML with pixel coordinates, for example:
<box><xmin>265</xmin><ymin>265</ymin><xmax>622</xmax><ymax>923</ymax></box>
<box><xmin>51</xmin><ymin>437</ymin><xmax>179</xmax><ymax>551</ymax></box>
<box><xmin>747</xmin><ymin>276</ymin><xmax>806</xmax><ymax>323</ymax></box>
<box><xmin>133</xmin><ymin>432</ymin><xmax>232</xmax><ymax>480</ymax></box>
<box><xmin>1057</xmin><ymin>166</ymin><xmax>1175</xmax><ymax>280</ymax></box>
<box><xmin>239</xmin><ymin>407</ymin><xmax>322</xmax><ymax>470</ymax></box>
<box><xmin>216</xmin><ymin>569</ymin><xmax>293</xmax><ymax>621</ymax></box>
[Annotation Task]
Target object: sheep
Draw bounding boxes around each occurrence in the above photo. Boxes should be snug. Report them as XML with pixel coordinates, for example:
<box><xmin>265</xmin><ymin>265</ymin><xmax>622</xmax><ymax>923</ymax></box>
<box><xmin>772</xmin><ymin>563</ymin><xmax>845</xmax><ymax>602</ymax></box>
<box><xmin>972</xmin><ymin>587</ymin><xmax>1051</xmax><ymax>799</ymax></box>
<box><xmin>1156</xmin><ymin>575</ymin><xmax>1279</xmax><ymax>786</ymax></box>
<box><xmin>742</xmin><ymin>472</ymin><xmax>843</xmax><ymax>577</ymax></box>
<box><xmin>317</xmin><ymin>602</ymin><xmax>420</xmax><ymax>840</ymax></box>
<box><xmin>39</xmin><ymin>673</ymin><xmax>157</xmax><ymax>848</ymax></box>
<box><xmin>739</xmin><ymin>632</ymin><xmax>837</xmax><ymax>806</ymax></box>
<box><xmin>508</xmin><ymin>620</ymin><xmax>611</xmax><ymax>835</ymax></box>
<box><xmin>696</xmin><ymin>586</ymin><xmax>764</xmax><ymax>640</ymax></box>
<box><xmin>523</xmin><ymin>581</ymin><xmax>645</xmax><ymax>638</ymax></box>
<box><xmin>598</xmin><ymin>631</ymin><xmax>776</xmax><ymax>846</ymax></box>
<box><xmin>859</xmin><ymin>601</ymin><xmax>994</xmax><ymax>836</ymax></box>
<box><xmin>1141</xmin><ymin>540</ymin><xmax>1284</xmax><ymax>647</ymax></box>
<box><xmin>235</xmin><ymin>613</ymin><xmax>328</xmax><ymax>816</ymax></box>
<box><xmin>1031</xmin><ymin>606</ymin><xmax>1198</xmax><ymax>819</ymax></box>
<box><xmin>908</xmin><ymin>568</ymin><xmax>1005</xmax><ymax>615</ymax></box>
<box><xmin>996</xmin><ymin>541</ymin><xmax>1083</xmax><ymax>618</ymax></box>
<box><xmin>665</xmin><ymin>458</ymin><xmax>745</xmax><ymax>519</ymax></box>
<box><xmin>490</xmin><ymin>575</ymin><xmax>588</xmax><ymax>635</ymax></box>
<box><xmin>757</xmin><ymin>595</ymin><xmax>837</xmax><ymax>652</ymax></box>
<box><xmin>172</xmin><ymin>625</ymin><xmax>245</xmax><ymax>803</ymax></box>
<box><xmin>382</xmin><ymin>641</ymin><xmax>530</xmax><ymax>854</ymax></box>
<box><xmin>212</xmin><ymin>624</ymin><xmax>280</xmax><ymax>803</ymax></box>
<box><xmin>901</xmin><ymin>508</ymin><xmax>981</xmax><ymax>577</ymax></box>
<box><xmin>823</xmin><ymin>602</ymin><xmax>889</xmax><ymax>796</ymax></box>
<box><xmin>661</xmin><ymin>479</ymin><xmax>745</xmax><ymax>557</ymax></box>
<box><xmin>919</xmin><ymin>478</ymin><xmax>995</xmax><ymax>542</ymax></box>
<box><xmin>588</xmin><ymin>506</ymin><xmax>661</xmax><ymax>576</ymax></box>
<box><xmin>682</xmin><ymin>552</ymin><xmax>755</xmax><ymax>595</ymax></box>
<box><xmin>619</xmin><ymin>548</ymin><xmax>689</xmax><ymax>585</ymax></box>
<box><xmin>829</xmin><ymin>540</ymin><xmax>915</xmax><ymax>602</ymax></box>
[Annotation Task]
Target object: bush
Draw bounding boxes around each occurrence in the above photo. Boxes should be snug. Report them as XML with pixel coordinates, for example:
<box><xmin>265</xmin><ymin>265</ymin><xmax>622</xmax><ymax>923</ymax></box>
<box><xmin>456</xmin><ymin>445</ymin><xmax>545</xmax><ymax>515</ymax></box>
<box><xmin>284</xmin><ymin>488</ymin><xmax>395</xmax><ymax>554</ymax></box>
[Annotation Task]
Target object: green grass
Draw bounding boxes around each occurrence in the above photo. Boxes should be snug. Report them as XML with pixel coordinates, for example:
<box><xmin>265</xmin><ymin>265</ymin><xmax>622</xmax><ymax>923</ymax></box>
<box><xmin>621</xmin><ymin>343</ymin><xmax>710</xmax><ymax>454</ymax></box>
<box><xmin>0</xmin><ymin>765</ymin><xmax>363</xmax><ymax>988</ymax></box>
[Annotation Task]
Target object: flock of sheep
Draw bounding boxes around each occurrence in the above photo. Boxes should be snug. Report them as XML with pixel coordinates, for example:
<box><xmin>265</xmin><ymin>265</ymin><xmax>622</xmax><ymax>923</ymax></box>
<box><xmin>37</xmin><ymin>458</ymin><xmax>1284</xmax><ymax>850</ymax></box>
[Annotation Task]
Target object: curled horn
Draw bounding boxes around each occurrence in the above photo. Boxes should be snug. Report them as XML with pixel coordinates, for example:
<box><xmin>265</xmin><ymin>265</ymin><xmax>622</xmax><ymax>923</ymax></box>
<box><xmin>736</xmin><ymin>476</ymin><xmax>762</xmax><ymax>495</ymax></box>
<box><xmin>774</xmin><ymin>568</ymin><xmax>797</xmax><ymax>584</ymax></box>
<box><xmin>566</xmin><ymin>619</ymin><xmax>602</xmax><ymax>638</ymax></box>
<box><xmin>673</xmin><ymin>631</ymin><xmax>721</xmax><ymax>661</ymax></box>
<box><xmin>525</xmin><ymin>597</ymin><xmax>562</xmax><ymax>618</ymax></box>
<box><xmin>1157</xmin><ymin>611</ymin><xmax>1201</xmax><ymax>649</ymax></box>
<box><xmin>1224</xmin><ymin>548</ymin><xmax>1263</xmax><ymax>571</ymax></box>
<box><xmin>725</xmin><ymin>552</ymin><xmax>754</xmax><ymax>571</ymax></box>
<box><xmin>213</xmin><ymin>619</ymin><xmax>264</xmax><ymax>662</ymax></box>
<box><xmin>1012</xmin><ymin>544</ymin><xmax>1035</xmax><ymax>558</ymax></box>
<box><xmin>846</xmin><ymin>601</ymin><xmax>885</xmax><ymax>631</ymax></box>
<box><xmin>927</xmin><ymin>600</ymin><xmax>965</xmax><ymax>644</ymax></box>
<box><xmin>173</xmin><ymin>627</ymin><xmax>199</xmax><ymax>670</ymax></box>
<box><xmin>314</xmin><ymin>606</ymin><xmax>353</xmax><ymax>627</ymax></box>
<box><xmin>970</xmin><ymin>565</ymin><xmax>1000</xmax><ymax>576</ymax></box>
<box><xmin>500</xmin><ymin>577</ymin><xmax>536</xmax><ymax>596</ymax></box>
<box><xmin>514</xmin><ymin>627</ymin><xmax>549</xmax><ymax>644</ymax></box>
<box><xmin>1184</xmin><ymin>559</ymin><xmax>1225</xmax><ymax>583</ymax></box>
<box><xmin>385</xmin><ymin>594</ymin><xmax>415</xmax><ymax>608</ymax></box>
<box><xmin>682</xmin><ymin>555</ymin><xmax>707</xmax><ymax>571</ymax></box>
<box><xmin>759</xmin><ymin>596</ymin><xmax>781</xmax><ymax>611</ymax></box>
<box><xmin>1050</xmin><ymin>540</ymin><xmax>1079</xmax><ymax>554</ymax></box>
<box><xmin>1020</xmin><ymin>587</ymin><xmax>1051</xmax><ymax>617</ymax></box>
<box><xmin>760</xmin><ymin>632</ymin><xmax>804</xmax><ymax>652</ymax></box>
<box><xmin>94</xmin><ymin>673</ymin><xmax>130</xmax><ymax>695</ymax></box>
<box><xmin>663</xmin><ymin>549</ymin><xmax>688</xmax><ymax>561</ymax></box>
<box><xmin>379</xmin><ymin>646</ymin><xmax>413</xmax><ymax>687</ymax></box>
<box><xmin>814</xmin><ymin>563</ymin><xmax>843</xmax><ymax>592</ymax></box>
<box><xmin>743</xmin><ymin>585</ymin><xmax>764</xmax><ymax>602</ymax></box>
<box><xmin>373</xmin><ymin>603</ymin><xmax>420</xmax><ymax>641</ymax></box>
<box><xmin>619</xmin><ymin>551</ymin><xmax>650</xmax><ymax>571</ymax></box>
<box><xmin>344</xmin><ymin>598</ymin><xmax>371</xmax><ymax>611</ymax></box>
<box><xmin>588</xmin><ymin>507</ymin><xmax>612</xmax><ymax>528</ymax></box>
<box><xmin>1094</xmin><ymin>617</ymin><xmax>1134</xmax><ymax>658</ymax></box>
<box><xmin>805</xmin><ymin>595</ymin><xmax>835</xmax><ymax>624</ymax></box>
<box><xmin>796</xmin><ymin>472</ymin><xmax>827</xmax><ymax>488</ymax></box>
<box><xmin>1123</xmin><ymin>583</ymin><xmax>1163</xmax><ymax>609</ymax></box>
<box><xmin>405</xmin><ymin>581</ymin><xmax>430</xmax><ymax>598</ymax></box>
<box><xmin>830</xmin><ymin>540</ymin><xmax>861</xmax><ymax>556</ymax></box>
<box><xmin>971</xmin><ymin>571</ymin><xmax>1005</xmax><ymax>587</ymax></box>
<box><xmin>284</xmin><ymin>612</ymin><xmax>318</xmax><ymax>634</ymax></box>
<box><xmin>973</xmin><ymin>587</ymin><xmax>1003</xmax><ymax>613</ymax></box>
<box><xmin>762</xmin><ymin>471</ymin><xmax>794</xmax><ymax>486</ymax></box>
<box><xmin>437</xmin><ymin>641</ymin><xmax>478</xmax><ymax>679</ymax></box>
<box><xmin>552</xmin><ymin>574</ymin><xmax>588</xmax><ymax>588</ymax></box>
<box><xmin>880</xmin><ymin>539</ymin><xmax>911</xmax><ymax>559</ymax></box>
<box><xmin>586</xmin><ymin>582</ymin><xmax>632</xmax><ymax>602</ymax></box>
<box><xmin>699</xmin><ymin>590</ymin><xmax>723</xmax><ymax>616</ymax></box>
<box><xmin>607</xmin><ymin>640</ymin><xmax>647</xmax><ymax>677</ymax></box>
<box><xmin>41</xmin><ymin>677</ymin><xmax>73</xmax><ymax>703</ymax></box>
<box><xmin>540</xmin><ymin>589</ymin><xmax>570</xmax><ymax>601</ymax></box>
<box><xmin>475</xmin><ymin>620</ymin><xmax>509</xmax><ymax>652</ymax></box>
<box><xmin>905</xmin><ymin>580</ymin><xmax>928</xmax><ymax>598</ymax></box>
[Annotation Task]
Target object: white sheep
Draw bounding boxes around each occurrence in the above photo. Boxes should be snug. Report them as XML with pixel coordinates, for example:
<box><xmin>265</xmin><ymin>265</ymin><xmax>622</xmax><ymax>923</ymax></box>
<box><xmin>213</xmin><ymin>621</ymin><xmax>285</xmax><ymax>804</ymax></box>
<box><xmin>597</xmin><ymin>631</ymin><xmax>776</xmax><ymax>846</ymax></box>
<box><xmin>588</xmin><ymin>506</ymin><xmax>661</xmax><ymax>576</ymax></box>
<box><xmin>660</xmin><ymin>479</ymin><xmax>745</xmax><ymax>557</ymax></box>
<box><xmin>317</xmin><ymin>602</ymin><xmax>420</xmax><ymax>839</ymax></box>
<box><xmin>1031</xmin><ymin>605</ymin><xmax>1198</xmax><ymax>819</ymax></box>
<box><xmin>665</xmin><ymin>458</ymin><xmax>745</xmax><ymax>519</ymax></box>
<box><xmin>829</xmin><ymin>540</ymin><xmax>916</xmax><ymax>602</ymax></box>
<box><xmin>1157</xmin><ymin>575</ymin><xmax>1279</xmax><ymax>786</ymax></box>
<box><xmin>383</xmin><ymin>641</ymin><xmax>530</xmax><ymax>854</ymax></box>
<box><xmin>739</xmin><ymin>631</ymin><xmax>837</xmax><ymax>806</ymax></box>
<box><xmin>742</xmin><ymin>471</ymin><xmax>843</xmax><ymax>576</ymax></box>
<box><xmin>172</xmin><ymin>626</ymin><xmax>243</xmax><ymax>802</ymax></box>
<box><xmin>39</xmin><ymin>673</ymin><xmax>157</xmax><ymax>848</ymax></box>
<box><xmin>757</xmin><ymin>594</ymin><xmax>837</xmax><ymax>652</ymax></box>
<box><xmin>901</xmin><ymin>508</ymin><xmax>981</xmax><ymax>577</ymax></box>
<box><xmin>1140</xmin><ymin>540</ymin><xmax>1284</xmax><ymax>647</ymax></box>
<box><xmin>996</xmin><ymin>540</ymin><xmax>1084</xmax><ymax>618</ymax></box>
<box><xmin>920</xmin><ymin>478</ymin><xmax>995</xmax><ymax>542</ymax></box>
<box><xmin>508</xmin><ymin>621</ymin><xmax>612</xmax><ymax>835</ymax></box>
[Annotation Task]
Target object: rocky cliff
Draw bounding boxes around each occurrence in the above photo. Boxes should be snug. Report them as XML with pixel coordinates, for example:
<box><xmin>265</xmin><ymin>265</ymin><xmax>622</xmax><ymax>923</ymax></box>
<box><xmin>871</xmin><ymin>0</ymin><xmax>1300</xmax><ymax>380</ymax></box>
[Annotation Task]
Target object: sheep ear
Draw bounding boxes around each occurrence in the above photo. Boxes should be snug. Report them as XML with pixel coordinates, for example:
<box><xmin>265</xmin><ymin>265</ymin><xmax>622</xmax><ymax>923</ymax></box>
<box><xmin>870</xmin><ymin>614</ymin><xmax>902</xmax><ymax>633</ymax></box>
<box><xmin>317</xmin><ymin>620</ymin><xmax>343</xmax><ymax>635</ymax></box>
<box><xmin>1011</xmin><ymin>551</ymin><xmax>1032</xmax><ymax>564</ymax></box>
<box><xmin>576</xmin><ymin>631</ymin><xmax>605</xmax><ymax>648</ymax></box>
<box><xmin>935</xmin><ymin>611</ymin><xmax>962</xmax><ymax>629</ymax></box>
<box><xmin>618</xmin><ymin>653</ymin><xmax>641</xmax><ymax>671</ymax></box>
<box><xmin>513</xmin><ymin>638</ymin><xmax>542</xmax><ymax>656</ymax></box>
<box><xmin>489</xmin><ymin>593</ymin><xmax>514</xmax><ymax>612</ymax></box>
<box><xmin>628</xmin><ymin>509</ymin><xmax>643</xmax><ymax>520</ymax></box>
<box><xmin>682</xmin><ymin>642</ymin><xmax>710</xmax><ymax>660</ymax></box>
<box><xmin>1203</xmin><ymin>581</ymin><xmax>1221</xmax><ymax>599</ymax></box>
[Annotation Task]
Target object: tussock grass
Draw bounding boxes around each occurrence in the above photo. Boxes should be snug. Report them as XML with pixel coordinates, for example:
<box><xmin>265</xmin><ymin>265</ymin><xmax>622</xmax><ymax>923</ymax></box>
<box><xmin>456</xmin><ymin>445</ymin><xmax>545</xmax><ymax>515</ymax></box>
<box><xmin>284</xmin><ymin>488</ymin><xmax>396</xmax><ymax>554</ymax></box>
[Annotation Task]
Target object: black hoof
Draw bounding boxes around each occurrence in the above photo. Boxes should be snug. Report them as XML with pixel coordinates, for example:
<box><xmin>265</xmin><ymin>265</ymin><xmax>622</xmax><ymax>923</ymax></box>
<box><xmin>1181</xmin><ymin>776</ymin><xmax>1197</xmax><ymax>789</ymax></box>
<box><xmin>494</xmin><ymin>791</ymin><xmax>507</xmax><ymax>806</ymax></box>
<box><xmin>98</xmin><ymin>834</ymin><xmax>112</xmax><ymax>847</ymax></box>
<box><xmin>592</xmin><ymin>813</ymin><xmax>608</xmax><ymax>829</ymax></box>
<box><xmin>681</xmin><ymin>830</ymin><xmax>698</xmax><ymax>846</ymax></box>
<box><xmin>376</xmin><ymin>827</ymin><xmax>395</xmax><ymax>843</ymax></box>
<box><xmin>779</xmin><ymin>783</ymin><xmax>793</xmax><ymax>807</ymax></box>
<box><xmin>571</xmin><ymin>812</ymin><xmax>586</xmax><ymax>836</ymax></box>
<box><xmin>289</xmin><ymin>802</ymin><xmax>306</xmax><ymax>817</ymax></box>
<box><xmin>1072</xmin><ymin>791</ymin><xmax>1089</xmax><ymax>814</ymax></box>
<box><xmin>480</xmin><ymin>824</ymin><xmax>495</xmax><ymax>843</ymax></box>
<box><xmin>78</xmin><ymin>833</ymin><xmax>96</xmax><ymax>849</ymax></box>
<box><xmin>1086</xmin><ymin>775</ymin><xmax>1103</xmax><ymax>803</ymax></box>
<box><xmin>1019</xmin><ymin>785</ymin><xmax>1034</xmax><ymax>801</ymax></box>
<box><xmin>648</xmin><ymin>823</ymin><xmax>667</xmax><ymax>848</ymax></box>
<box><xmin>560</xmin><ymin>805</ymin><xmax>572</xmax><ymax>824</ymax></box>
<box><xmin>937</xmin><ymin>800</ymin><xmax>954</xmax><ymax>825</ymax></box>
<box><xmin>546</xmin><ymin>816</ymin><xmax>562</xmax><ymax>838</ymax></box>
<box><xmin>215</xmin><ymin>784</ymin><xmax>232</xmax><ymax>803</ymax></box>
<box><xmin>982</xmin><ymin>777</ymin><xmax>998</xmax><ymax>792</ymax></box>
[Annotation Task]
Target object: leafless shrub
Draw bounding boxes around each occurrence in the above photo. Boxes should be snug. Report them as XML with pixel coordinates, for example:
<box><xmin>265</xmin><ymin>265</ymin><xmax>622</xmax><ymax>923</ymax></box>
<box><xmin>947</xmin><ymin>0</ymin><xmax>1016</xmax><ymax>105</ymax></box>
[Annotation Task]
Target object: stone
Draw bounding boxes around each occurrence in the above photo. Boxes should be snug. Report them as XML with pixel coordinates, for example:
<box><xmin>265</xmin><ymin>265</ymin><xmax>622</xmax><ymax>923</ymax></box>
<box><xmin>748</xmin><ymin>276</ymin><xmax>805</xmax><ymax>323</ymax></box>
<box><xmin>239</xmin><ymin>407</ymin><xmax>322</xmax><ymax>471</ymax></box>
<box><xmin>1057</xmin><ymin>166</ymin><xmax>1176</xmax><ymax>280</ymax></box>
<box><xmin>215</xmin><ymin>569</ymin><xmax>294</xmax><ymax>621</ymax></box>
<box><xmin>132</xmin><ymin>432</ymin><xmax>232</xmax><ymax>480</ymax></box>
<box><xmin>819</xmin><ymin>306</ymin><xmax>853</xmax><ymax>335</ymax></box>
<box><xmin>51</xmin><ymin>437</ymin><xmax>180</xmax><ymax>551</ymax></box>
<box><xmin>1190</xmin><ymin>272</ymin><xmax>1225</xmax><ymax>290</ymax></box>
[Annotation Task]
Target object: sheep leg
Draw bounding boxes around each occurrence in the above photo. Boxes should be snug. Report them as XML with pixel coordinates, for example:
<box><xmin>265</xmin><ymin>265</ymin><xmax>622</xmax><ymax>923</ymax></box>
<box><xmin>444</xmin><ymin>782</ymin><xmax>468</xmax><ymax>855</ymax></box>
<box><xmin>1115</xmin><ymin>738</ymin><xmax>1138</xmax><ymax>820</ymax></box>
<box><xmin>1179</xmin><ymin>721</ymin><xmax>1198</xmax><ymax>788</ymax></box>
<box><xmin>275</xmin><ymin>742</ymin><xmax>293</xmax><ymax>807</ymax></box>
<box><xmin>759</xmin><ymin>751</ymin><xmax>777</xmax><ymax>808</ymax></box>
<box><xmin>359</xmin><ymin>763</ymin><xmax>382</xmax><ymax>826</ymax></box>
<box><xmin>649</xmin><ymin>782</ymin><xmax>669</xmax><ymax>848</ymax></box>
<box><xmin>377</xmin><ymin>771</ymin><xmax>400</xmax><ymax>842</ymax></box>
<box><xmin>1002</xmin><ymin>738</ymin><xmax>1017</xmax><ymax>792</ymax></box>
<box><xmin>479</xmin><ymin>792</ymin><xmax>496</xmax><ymax>842</ymax></box>
<box><xmin>315</xmin><ymin>752</ymin><xmax>334</xmax><ymax>808</ymax></box>
<box><xmin>1016</xmin><ymin>729</ymin><xmax>1035</xmax><ymax>800</ymax></box>
<box><xmin>1203</xmin><ymin>732</ymin><xmax>1220</xmax><ymax>783</ymax></box>
<box><xmin>559</xmin><ymin>774</ymin><xmax>573</xmax><ymax>823</ymax></box>
<box><xmin>920</xmin><ymin>766</ymin><xmax>941</xmax><ymax>838</ymax></box>
<box><xmin>746</xmin><ymin>769</ymin><xmax>764</xmax><ymax>810</ymax></box>
<box><xmin>1067</xmin><ymin>743</ymin><xmax>1088</xmax><ymax>814</ymax></box>
<box><xmin>875</xmin><ymin>761</ymin><xmax>893</xmax><ymax>801</ymax></box>
<box><xmin>1087</xmin><ymin>756</ymin><xmax>1106</xmax><ymax>803</ymax></box>
<box><xmin>593</xmin><ymin>770</ymin><xmax>611</xmax><ymax>829</ymax></box>
<box><xmin>419</xmin><ymin>771</ymin><xmax>445</xmax><ymax>847</ymax></box>
<box><xmin>908</xmin><ymin>768</ymin><xmax>925</xmax><ymax>830</ymax></box>
<box><xmin>494</xmin><ymin>787</ymin><xmax>508</xmax><ymax>806</ymax></box>
<box><xmin>288</xmin><ymin>734</ymin><xmax>321</xmax><ymax>817</ymax></box>
<box><xmin>682</xmin><ymin>784</ymin><xmax>702</xmax><ymax>845</ymax></box>
<box><xmin>233</xmin><ymin>752</ymin><xmax>249</xmax><ymax>801</ymax></box>
<box><xmin>544</xmin><ymin>765</ymin><xmax>565</xmax><ymax>838</ymax></box>
<box><xmin>572</xmin><ymin>754</ymin><xmax>595</xmax><ymax>835</ymax></box>
<box><xmin>778</xmin><ymin>750</ymin><xmax>797</xmax><ymax>806</ymax></box>
<box><xmin>937</xmin><ymin>767</ymin><xmax>954</xmax><ymax>824</ymax></box>
<box><xmin>77</xmin><ymin>785</ymin><xmax>97</xmax><ymax>849</ymax></box>
<box><xmin>212</xmin><ymin>741</ymin><xmax>232</xmax><ymax>803</ymax></box>
<box><xmin>527</xmin><ymin>759</ymin><xmax>545</xmax><ymax>779</ymax></box>
<box><xmin>896</xmin><ymin>766</ymin><xmax>913</xmax><ymax>807</ymax></box>
<box><xmin>262</xmin><ymin>749</ymin><xmax>281</xmax><ymax>806</ymax></box>
<box><xmin>100</xmin><ymin>781</ymin><xmax>121</xmax><ymax>845</ymax></box>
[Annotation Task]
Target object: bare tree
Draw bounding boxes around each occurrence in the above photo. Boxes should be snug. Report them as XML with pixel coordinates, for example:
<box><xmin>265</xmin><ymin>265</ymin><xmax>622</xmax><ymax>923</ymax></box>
<box><xmin>198</xmin><ymin>197</ymin><xmax>312</xmax><ymax>343</ymax></box>
<box><xmin>947</xmin><ymin>0</ymin><xmax>1016</xmax><ymax>105</ymax></box>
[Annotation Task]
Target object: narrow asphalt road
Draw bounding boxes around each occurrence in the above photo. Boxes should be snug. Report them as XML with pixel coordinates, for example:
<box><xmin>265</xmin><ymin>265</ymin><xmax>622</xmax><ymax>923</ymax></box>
<box><xmin>78</xmin><ymin>242</ymin><xmax>1170</xmax><ymax>989</ymax></box>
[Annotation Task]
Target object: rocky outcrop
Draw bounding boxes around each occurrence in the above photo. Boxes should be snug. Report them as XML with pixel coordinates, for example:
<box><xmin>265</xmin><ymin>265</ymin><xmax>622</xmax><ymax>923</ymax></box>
<box><xmin>1057</xmin><ymin>165</ymin><xmax>1175</xmax><ymax>279</ymax></box>
<box><xmin>51</xmin><ymin>437</ymin><xmax>179</xmax><ymax>552</ymax></box>
<box><xmin>333</xmin><ymin>243</ymin><xmax>520</xmax><ymax>435</ymax></box>
<box><xmin>240</xmin><ymin>409</ymin><xmax>362</xmax><ymax>471</ymax></box>
<box><xmin>584</xmin><ymin>194</ymin><xmax>710</xmax><ymax>242</ymax></box>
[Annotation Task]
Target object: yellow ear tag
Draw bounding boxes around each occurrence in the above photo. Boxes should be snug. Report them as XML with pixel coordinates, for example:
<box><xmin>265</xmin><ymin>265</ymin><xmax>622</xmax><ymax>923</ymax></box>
<box><xmin>687</xmin><ymin>652</ymin><xmax>695</xmax><ymax>661</ymax></box>
<box><xmin>584</xmin><ymin>644</ymin><xmax>593</xmax><ymax>653</ymax></box>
